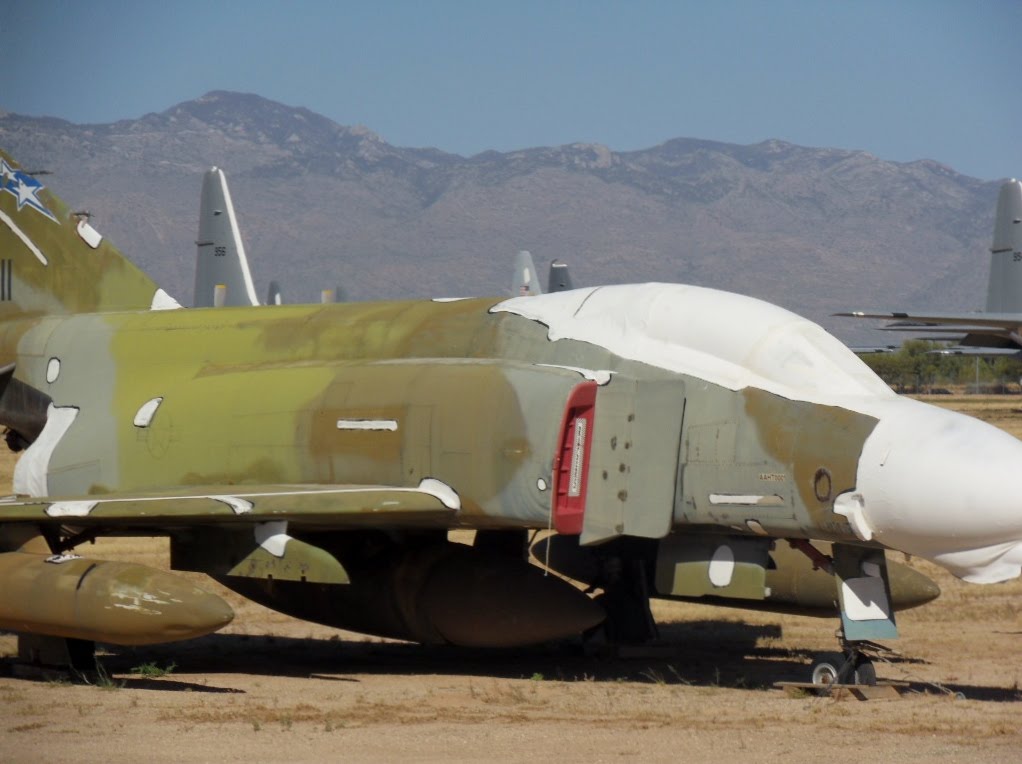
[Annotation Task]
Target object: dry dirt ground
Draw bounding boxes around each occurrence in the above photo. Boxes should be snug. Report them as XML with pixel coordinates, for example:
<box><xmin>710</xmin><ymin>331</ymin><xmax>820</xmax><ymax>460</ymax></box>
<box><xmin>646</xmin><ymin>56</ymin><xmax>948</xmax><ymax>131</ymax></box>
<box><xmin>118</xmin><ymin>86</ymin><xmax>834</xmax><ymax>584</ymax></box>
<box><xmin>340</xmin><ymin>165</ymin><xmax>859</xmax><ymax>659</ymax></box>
<box><xmin>3</xmin><ymin>396</ymin><xmax>1022</xmax><ymax>762</ymax></box>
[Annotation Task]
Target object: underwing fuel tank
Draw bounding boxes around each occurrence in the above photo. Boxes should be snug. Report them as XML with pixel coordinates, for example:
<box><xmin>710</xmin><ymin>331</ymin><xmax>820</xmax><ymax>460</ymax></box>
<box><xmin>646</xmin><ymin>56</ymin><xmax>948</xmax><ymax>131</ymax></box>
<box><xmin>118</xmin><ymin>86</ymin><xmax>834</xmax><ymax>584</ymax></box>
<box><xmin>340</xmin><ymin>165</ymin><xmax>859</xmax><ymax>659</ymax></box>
<box><xmin>0</xmin><ymin>551</ymin><xmax>234</xmax><ymax>645</ymax></box>
<box><xmin>533</xmin><ymin>535</ymin><xmax>940</xmax><ymax>617</ymax></box>
<box><xmin>220</xmin><ymin>541</ymin><xmax>605</xmax><ymax>648</ymax></box>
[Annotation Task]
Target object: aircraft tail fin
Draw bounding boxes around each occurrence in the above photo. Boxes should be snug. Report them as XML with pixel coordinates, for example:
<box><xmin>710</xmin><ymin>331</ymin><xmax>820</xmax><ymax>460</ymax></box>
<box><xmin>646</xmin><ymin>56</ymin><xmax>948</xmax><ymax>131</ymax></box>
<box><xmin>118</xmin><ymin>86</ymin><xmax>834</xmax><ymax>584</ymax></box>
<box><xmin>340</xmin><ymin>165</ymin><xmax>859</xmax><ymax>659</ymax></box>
<box><xmin>511</xmin><ymin>250</ymin><xmax>542</xmax><ymax>296</ymax></box>
<box><xmin>193</xmin><ymin>167</ymin><xmax>260</xmax><ymax>308</ymax></box>
<box><xmin>0</xmin><ymin>150</ymin><xmax>175</xmax><ymax>318</ymax></box>
<box><xmin>267</xmin><ymin>280</ymin><xmax>283</xmax><ymax>305</ymax></box>
<box><xmin>547</xmin><ymin>259</ymin><xmax>574</xmax><ymax>292</ymax></box>
<box><xmin>984</xmin><ymin>179</ymin><xmax>1022</xmax><ymax>313</ymax></box>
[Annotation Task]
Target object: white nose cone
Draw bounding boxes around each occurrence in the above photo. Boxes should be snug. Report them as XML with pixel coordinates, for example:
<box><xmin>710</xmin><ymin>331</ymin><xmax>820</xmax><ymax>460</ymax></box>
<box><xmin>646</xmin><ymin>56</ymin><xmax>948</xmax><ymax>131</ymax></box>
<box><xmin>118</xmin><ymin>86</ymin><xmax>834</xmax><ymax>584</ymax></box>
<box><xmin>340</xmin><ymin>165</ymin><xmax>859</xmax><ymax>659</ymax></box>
<box><xmin>845</xmin><ymin>398</ymin><xmax>1022</xmax><ymax>583</ymax></box>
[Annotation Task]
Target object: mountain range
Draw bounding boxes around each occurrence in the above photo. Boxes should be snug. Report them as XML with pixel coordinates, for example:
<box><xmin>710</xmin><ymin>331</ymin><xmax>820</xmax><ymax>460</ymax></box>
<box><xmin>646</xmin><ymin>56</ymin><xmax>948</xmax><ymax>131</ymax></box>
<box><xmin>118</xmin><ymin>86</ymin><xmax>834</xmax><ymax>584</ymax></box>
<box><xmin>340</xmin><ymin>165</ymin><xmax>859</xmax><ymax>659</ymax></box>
<box><xmin>0</xmin><ymin>91</ymin><xmax>1004</xmax><ymax>344</ymax></box>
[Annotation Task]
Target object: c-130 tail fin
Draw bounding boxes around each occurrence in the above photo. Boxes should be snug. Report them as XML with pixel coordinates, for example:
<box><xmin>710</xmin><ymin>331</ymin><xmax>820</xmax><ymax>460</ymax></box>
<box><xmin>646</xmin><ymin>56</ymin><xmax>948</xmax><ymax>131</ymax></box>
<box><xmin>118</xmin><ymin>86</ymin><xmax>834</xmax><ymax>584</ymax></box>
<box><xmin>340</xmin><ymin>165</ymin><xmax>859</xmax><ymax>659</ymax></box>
<box><xmin>984</xmin><ymin>179</ymin><xmax>1022</xmax><ymax>313</ymax></box>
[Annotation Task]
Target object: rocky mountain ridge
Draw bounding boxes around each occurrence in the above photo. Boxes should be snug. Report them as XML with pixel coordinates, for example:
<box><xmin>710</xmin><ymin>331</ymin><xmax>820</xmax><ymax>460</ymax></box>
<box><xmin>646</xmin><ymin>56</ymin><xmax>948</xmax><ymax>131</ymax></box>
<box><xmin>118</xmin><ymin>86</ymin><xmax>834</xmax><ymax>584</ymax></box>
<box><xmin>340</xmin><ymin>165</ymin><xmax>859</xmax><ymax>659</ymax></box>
<box><xmin>0</xmin><ymin>90</ymin><xmax>1002</xmax><ymax>343</ymax></box>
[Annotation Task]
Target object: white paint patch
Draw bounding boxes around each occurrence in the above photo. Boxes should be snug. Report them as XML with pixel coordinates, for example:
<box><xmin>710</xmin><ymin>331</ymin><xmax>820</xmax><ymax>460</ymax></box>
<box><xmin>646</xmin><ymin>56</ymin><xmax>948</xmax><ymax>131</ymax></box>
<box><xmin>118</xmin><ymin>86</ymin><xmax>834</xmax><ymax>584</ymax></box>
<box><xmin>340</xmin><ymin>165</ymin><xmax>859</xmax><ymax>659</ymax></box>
<box><xmin>336</xmin><ymin>419</ymin><xmax>399</xmax><ymax>431</ymax></box>
<box><xmin>535</xmin><ymin>364</ymin><xmax>613</xmax><ymax>385</ymax></box>
<box><xmin>841</xmin><ymin>576</ymin><xmax>892</xmax><ymax>622</ymax></box>
<box><xmin>133</xmin><ymin>397</ymin><xmax>164</xmax><ymax>428</ymax></box>
<box><xmin>46</xmin><ymin>500</ymin><xmax>98</xmax><ymax>517</ymax></box>
<box><xmin>417</xmin><ymin>478</ymin><xmax>461</xmax><ymax>510</ymax></box>
<box><xmin>213</xmin><ymin>495</ymin><xmax>253</xmax><ymax>515</ymax></box>
<box><xmin>708</xmin><ymin>545</ymin><xmax>736</xmax><ymax>587</ymax></box>
<box><xmin>45</xmin><ymin>553</ymin><xmax>82</xmax><ymax>564</ymax></box>
<box><xmin>76</xmin><ymin>219</ymin><xmax>103</xmax><ymax>248</ymax></box>
<box><xmin>709</xmin><ymin>494</ymin><xmax>783</xmax><ymax>506</ymax></box>
<box><xmin>491</xmin><ymin>284</ymin><xmax>894</xmax><ymax>410</ymax></box>
<box><xmin>537</xmin><ymin>478</ymin><xmax>548</xmax><ymax>491</ymax></box>
<box><xmin>46</xmin><ymin>358</ymin><xmax>60</xmax><ymax>384</ymax></box>
<box><xmin>112</xmin><ymin>602</ymin><xmax>161</xmax><ymax>615</ymax></box>
<box><xmin>710</xmin><ymin>494</ymin><xmax>761</xmax><ymax>505</ymax></box>
<box><xmin>13</xmin><ymin>405</ymin><xmax>79</xmax><ymax>497</ymax></box>
<box><xmin>431</xmin><ymin>297</ymin><xmax>471</xmax><ymax>303</ymax></box>
<box><xmin>255</xmin><ymin>521</ymin><xmax>290</xmax><ymax>558</ymax></box>
<box><xmin>745</xmin><ymin>519</ymin><xmax>769</xmax><ymax>536</ymax></box>
<box><xmin>0</xmin><ymin>208</ymin><xmax>48</xmax><ymax>265</ymax></box>
<box><xmin>150</xmin><ymin>288</ymin><xmax>182</xmax><ymax>310</ymax></box>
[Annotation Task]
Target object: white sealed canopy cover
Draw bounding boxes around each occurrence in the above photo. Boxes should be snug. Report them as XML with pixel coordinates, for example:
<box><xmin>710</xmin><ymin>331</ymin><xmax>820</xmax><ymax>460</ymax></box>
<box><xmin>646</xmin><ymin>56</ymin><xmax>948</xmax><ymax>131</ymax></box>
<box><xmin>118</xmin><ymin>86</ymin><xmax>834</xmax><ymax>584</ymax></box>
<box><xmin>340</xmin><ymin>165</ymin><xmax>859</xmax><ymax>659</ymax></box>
<box><xmin>493</xmin><ymin>283</ymin><xmax>894</xmax><ymax>408</ymax></box>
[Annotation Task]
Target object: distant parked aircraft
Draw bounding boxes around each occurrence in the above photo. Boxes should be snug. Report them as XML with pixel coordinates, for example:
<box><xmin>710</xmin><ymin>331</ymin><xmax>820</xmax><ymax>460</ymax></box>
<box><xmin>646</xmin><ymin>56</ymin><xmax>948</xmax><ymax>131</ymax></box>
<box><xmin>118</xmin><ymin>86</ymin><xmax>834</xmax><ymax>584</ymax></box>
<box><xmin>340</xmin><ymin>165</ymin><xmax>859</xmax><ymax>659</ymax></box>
<box><xmin>840</xmin><ymin>179</ymin><xmax>1022</xmax><ymax>356</ymax></box>
<box><xmin>193</xmin><ymin>167</ymin><xmax>260</xmax><ymax>307</ymax></box>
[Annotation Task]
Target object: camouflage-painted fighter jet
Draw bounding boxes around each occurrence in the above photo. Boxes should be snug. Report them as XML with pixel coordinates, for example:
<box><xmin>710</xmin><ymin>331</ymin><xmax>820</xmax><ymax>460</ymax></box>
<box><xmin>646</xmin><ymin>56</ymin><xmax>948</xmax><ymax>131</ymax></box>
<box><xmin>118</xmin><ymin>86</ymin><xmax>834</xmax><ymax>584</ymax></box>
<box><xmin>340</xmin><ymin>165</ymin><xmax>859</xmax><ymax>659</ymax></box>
<box><xmin>3</xmin><ymin>150</ymin><xmax>1019</xmax><ymax>681</ymax></box>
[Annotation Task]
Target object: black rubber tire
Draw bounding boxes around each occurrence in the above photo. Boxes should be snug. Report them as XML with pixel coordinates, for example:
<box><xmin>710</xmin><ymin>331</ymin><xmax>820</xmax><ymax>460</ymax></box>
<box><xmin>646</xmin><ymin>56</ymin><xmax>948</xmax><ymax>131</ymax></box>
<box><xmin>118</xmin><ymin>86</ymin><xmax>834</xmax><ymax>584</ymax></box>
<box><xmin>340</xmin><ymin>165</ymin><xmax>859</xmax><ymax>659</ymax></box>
<box><xmin>854</xmin><ymin>658</ymin><xmax>877</xmax><ymax>686</ymax></box>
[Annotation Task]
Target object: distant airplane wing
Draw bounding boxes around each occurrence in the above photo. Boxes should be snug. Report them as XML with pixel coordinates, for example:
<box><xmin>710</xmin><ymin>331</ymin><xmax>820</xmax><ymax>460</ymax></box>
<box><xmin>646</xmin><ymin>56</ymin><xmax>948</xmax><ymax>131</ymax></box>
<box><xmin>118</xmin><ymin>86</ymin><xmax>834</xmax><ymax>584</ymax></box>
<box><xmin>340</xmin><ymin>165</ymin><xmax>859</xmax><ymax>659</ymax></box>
<box><xmin>847</xmin><ymin>345</ymin><xmax>898</xmax><ymax>354</ymax></box>
<box><xmin>837</xmin><ymin>311</ymin><xmax>1022</xmax><ymax>353</ymax></box>
<box><xmin>836</xmin><ymin>181</ymin><xmax>1022</xmax><ymax>346</ymax></box>
<box><xmin>928</xmin><ymin>346</ymin><xmax>1022</xmax><ymax>357</ymax></box>
<box><xmin>0</xmin><ymin>480</ymin><xmax>459</xmax><ymax>530</ymax></box>
<box><xmin>840</xmin><ymin>311</ymin><xmax>1022</xmax><ymax>354</ymax></box>
<box><xmin>835</xmin><ymin>310</ymin><xmax>1022</xmax><ymax>329</ymax></box>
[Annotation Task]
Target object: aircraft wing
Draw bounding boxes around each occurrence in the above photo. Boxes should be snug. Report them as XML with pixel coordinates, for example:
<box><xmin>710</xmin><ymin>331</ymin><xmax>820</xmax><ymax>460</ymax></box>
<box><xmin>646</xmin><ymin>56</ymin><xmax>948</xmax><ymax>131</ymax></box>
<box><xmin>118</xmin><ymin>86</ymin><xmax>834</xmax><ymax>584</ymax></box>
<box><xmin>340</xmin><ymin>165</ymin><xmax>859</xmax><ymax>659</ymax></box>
<box><xmin>838</xmin><ymin>311</ymin><xmax>1022</xmax><ymax>353</ymax></box>
<box><xmin>928</xmin><ymin>346</ymin><xmax>1022</xmax><ymax>357</ymax></box>
<box><xmin>0</xmin><ymin>480</ymin><xmax>460</xmax><ymax>531</ymax></box>
<box><xmin>848</xmin><ymin>345</ymin><xmax>898</xmax><ymax>354</ymax></box>
<box><xmin>836</xmin><ymin>310</ymin><xmax>1022</xmax><ymax>329</ymax></box>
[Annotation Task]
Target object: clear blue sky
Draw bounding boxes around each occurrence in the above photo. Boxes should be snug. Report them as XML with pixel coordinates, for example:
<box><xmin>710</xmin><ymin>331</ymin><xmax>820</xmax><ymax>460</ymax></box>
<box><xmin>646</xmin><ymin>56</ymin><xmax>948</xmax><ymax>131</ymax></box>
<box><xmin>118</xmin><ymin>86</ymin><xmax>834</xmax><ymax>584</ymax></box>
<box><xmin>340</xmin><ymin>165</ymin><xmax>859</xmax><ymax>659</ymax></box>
<box><xmin>3</xmin><ymin>0</ymin><xmax>1019</xmax><ymax>180</ymax></box>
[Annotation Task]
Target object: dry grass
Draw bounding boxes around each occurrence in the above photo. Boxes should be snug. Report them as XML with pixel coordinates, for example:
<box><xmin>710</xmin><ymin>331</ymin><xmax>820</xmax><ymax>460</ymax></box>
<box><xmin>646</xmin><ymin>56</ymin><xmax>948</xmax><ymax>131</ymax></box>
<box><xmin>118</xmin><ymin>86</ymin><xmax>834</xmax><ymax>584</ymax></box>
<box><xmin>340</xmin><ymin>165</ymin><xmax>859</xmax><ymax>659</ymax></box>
<box><xmin>914</xmin><ymin>394</ymin><xmax>1022</xmax><ymax>437</ymax></box>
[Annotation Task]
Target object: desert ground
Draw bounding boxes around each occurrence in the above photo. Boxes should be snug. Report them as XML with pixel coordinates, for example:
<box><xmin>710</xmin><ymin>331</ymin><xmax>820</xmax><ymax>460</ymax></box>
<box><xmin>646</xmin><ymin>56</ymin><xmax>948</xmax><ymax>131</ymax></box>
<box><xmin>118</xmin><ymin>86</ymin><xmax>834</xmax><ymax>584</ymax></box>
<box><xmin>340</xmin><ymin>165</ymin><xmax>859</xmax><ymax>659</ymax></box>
<box><xmin>2</xmin><ymin>395</ymin><xmax>1021</xmax><ymax>763</ymax></box>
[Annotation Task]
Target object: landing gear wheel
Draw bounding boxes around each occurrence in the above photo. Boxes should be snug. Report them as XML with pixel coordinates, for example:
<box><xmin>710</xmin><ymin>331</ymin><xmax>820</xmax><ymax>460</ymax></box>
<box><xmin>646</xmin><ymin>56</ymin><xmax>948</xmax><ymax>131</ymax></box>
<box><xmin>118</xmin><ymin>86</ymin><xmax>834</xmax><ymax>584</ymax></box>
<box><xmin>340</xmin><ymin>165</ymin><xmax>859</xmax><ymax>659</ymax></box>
<box><xmin>853</xmin><ymin>657</ymin><xmax>877</xmax><ymax>686</ymax></box>
<box><xmin>810</xmin><ymin>653</ymin><xmax>843</xmax><ymax>685</ymax></box>
<box><xmin>809</xmin><ymin>651</ymin><xmax>878</xmax><ymax>686</ymax></box>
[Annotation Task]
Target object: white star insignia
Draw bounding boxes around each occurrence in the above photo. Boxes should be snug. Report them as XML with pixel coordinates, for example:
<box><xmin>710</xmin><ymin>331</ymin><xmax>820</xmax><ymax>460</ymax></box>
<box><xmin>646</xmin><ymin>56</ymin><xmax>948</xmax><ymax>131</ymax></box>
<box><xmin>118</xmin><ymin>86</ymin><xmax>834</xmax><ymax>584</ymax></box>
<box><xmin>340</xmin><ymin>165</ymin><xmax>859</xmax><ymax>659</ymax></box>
<box><xmin>0</xmin><ymin>162</ymin><xmax>57</xmax><ymax>222</ymax></box>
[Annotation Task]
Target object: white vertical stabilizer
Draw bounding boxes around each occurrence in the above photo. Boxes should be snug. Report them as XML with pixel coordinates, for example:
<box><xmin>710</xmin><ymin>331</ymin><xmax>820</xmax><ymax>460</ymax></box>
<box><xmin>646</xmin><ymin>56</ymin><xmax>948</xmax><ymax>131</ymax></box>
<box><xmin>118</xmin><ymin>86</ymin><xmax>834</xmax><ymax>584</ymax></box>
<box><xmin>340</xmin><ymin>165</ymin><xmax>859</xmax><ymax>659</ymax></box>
<box><xmin>193</xmin><ymin>167</ymin><xmax>261</xmax><ymax>307</ymax></box>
